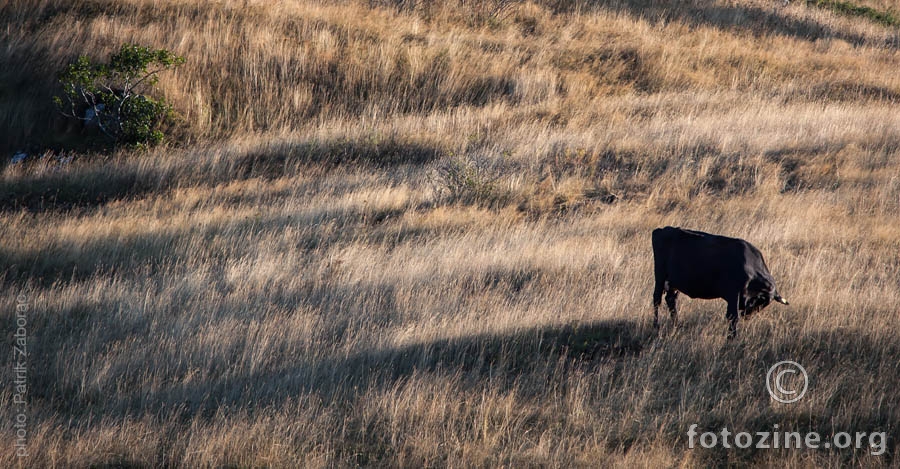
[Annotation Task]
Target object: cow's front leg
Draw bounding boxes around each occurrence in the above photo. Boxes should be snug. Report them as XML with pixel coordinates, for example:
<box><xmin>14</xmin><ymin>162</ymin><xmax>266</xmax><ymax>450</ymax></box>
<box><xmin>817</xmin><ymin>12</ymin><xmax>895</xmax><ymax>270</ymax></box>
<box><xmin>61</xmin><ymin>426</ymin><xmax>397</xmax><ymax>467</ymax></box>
<box><xmin>665</xmin><ymin>289</ymin><xmax>678</xmax><ymax>325</ymax></box>
<box><xmin>726</xmin><ymin>296</ymin><xmax>739</xmax><ymax>339</ymax></box>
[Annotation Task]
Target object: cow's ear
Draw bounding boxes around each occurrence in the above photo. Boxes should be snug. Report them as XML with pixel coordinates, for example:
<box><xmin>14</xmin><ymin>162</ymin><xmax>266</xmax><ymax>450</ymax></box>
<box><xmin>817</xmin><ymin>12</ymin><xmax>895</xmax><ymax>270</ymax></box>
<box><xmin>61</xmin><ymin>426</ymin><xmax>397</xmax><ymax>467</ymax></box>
<box><xmin>774</xmin><ymin>295</ymin><xmax>789</xmax><ymax>305</ymax></box>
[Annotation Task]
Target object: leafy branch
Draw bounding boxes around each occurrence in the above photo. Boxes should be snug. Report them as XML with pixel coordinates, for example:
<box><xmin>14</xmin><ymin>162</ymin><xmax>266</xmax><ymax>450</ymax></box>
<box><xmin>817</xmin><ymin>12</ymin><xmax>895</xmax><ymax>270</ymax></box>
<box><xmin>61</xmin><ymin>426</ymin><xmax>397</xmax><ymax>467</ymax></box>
<box><xmin>54</xmin><ymin>44</ymin><xmax>185</xmax><ymax>147</ymax></box>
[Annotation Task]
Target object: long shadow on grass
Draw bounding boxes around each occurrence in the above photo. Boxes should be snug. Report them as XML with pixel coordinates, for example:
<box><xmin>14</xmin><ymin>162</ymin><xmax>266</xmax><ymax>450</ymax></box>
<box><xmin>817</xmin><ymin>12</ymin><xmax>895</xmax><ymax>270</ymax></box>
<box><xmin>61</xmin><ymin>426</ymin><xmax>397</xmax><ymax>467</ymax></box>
<box><xmin>598</xmin><ymin>0</ymin><xmax>886</xmax><ymax>47</ymax></box>
<box><xmin>93</xmin><ymin>320</ymin><xmax>900</xmax><ymax>447</ymax></box>
<box><xmin>0</xmin><ymin>194</ymin><xmax>488</xmax><ymax>289</ymax></box>
<box><xmin>28</xmin><ymin>309</ymin><xmax>900</xmax><ymax>464</ymax></box>
<box><xmin>102</xmin><ymin>319</ymin><xmax>649</xmax><ymax>420</ymax></box>
<box><xmin>0</xmin><ymin>136</ymin><xmax>441</xmax><ymax>213</ymax></box>
<box><xmin>341</xmin><ymin>319</ymin><xmax>646</xmax><ymax>382</ymax></box>
<box><xmin>0</xmin><ymin>201</ymin><xmax>409</xmax><ymax>286</ymax></box>
<box><xmin>0</xmin><ymin>165</ymin><xmax>157</xmax><ymax>213</ymax></box>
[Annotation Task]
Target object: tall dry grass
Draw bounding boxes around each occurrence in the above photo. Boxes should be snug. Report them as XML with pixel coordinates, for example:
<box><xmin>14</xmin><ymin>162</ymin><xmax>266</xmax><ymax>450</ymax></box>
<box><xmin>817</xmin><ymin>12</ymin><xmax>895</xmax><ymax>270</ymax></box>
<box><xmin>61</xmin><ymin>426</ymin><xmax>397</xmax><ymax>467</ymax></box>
<box><xmin>2</xmin><ymin>0</ymin><xmax>900</xmax><ymax>467</ymax></box>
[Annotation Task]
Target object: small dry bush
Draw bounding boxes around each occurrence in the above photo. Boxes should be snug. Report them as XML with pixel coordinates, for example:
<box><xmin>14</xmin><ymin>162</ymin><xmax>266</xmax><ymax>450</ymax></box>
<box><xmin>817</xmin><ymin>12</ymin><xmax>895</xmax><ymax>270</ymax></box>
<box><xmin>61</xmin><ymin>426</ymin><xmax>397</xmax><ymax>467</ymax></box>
<box><xmin>428</xmin><ymin>153</ymin><xmax>507</xmax><ymax>205</ymax></box>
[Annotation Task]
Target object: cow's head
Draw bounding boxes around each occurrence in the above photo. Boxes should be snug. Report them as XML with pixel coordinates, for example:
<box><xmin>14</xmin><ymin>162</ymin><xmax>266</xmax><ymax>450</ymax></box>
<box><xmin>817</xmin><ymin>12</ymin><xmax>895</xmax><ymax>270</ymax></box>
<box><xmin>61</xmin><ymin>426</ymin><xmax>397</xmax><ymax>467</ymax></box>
<box><xmin>742</xmin><ymin>292</ymin><xmax>770</xmax><ymax>318</ymax></box>
<box><xmin>742</xmin><ymin>278</ymin><xmax>789</xmax><ymax>319</ymax></box>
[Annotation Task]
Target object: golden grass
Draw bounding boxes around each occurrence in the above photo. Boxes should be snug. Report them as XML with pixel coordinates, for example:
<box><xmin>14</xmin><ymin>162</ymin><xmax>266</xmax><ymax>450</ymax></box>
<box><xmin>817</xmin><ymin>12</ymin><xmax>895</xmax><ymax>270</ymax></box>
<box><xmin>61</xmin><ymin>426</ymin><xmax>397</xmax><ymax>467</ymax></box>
<box><xmin>2</xmin><ymin>0</ymin><xmax>900</xmax><ymax>467</ymax></box>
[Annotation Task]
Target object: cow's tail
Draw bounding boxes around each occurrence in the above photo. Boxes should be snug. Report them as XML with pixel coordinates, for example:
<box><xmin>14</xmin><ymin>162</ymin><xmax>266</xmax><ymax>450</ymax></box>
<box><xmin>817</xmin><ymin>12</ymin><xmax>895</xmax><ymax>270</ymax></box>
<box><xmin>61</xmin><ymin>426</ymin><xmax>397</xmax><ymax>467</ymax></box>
<box><xmin>651</xmin><ymin>227</ymin><xmax>664</xmax><ymax>248</ymax></box>
<box><xmin>651</xmin><ymin>226</ymin><xmax>674</xmax><ymax>256</ymax></box>
<box><xmin>651</xmin><ymin>227</ymin><xmax>671</xmax><ymax>289</ymax></box>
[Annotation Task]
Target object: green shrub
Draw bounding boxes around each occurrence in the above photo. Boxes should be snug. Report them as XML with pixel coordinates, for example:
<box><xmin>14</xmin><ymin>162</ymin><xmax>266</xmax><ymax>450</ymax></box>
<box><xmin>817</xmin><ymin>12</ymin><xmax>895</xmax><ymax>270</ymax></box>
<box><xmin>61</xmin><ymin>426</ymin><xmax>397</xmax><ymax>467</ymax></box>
<box><xmin>54</xmin><ymin>43</ymin><xmax>185</xmax><ymax>148</ymax></box>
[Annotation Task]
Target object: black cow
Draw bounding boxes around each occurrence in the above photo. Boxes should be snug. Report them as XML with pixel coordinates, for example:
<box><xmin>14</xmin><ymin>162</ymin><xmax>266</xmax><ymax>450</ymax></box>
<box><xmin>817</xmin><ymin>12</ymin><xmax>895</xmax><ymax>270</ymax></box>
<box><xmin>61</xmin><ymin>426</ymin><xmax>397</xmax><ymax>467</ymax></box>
<box><xmin>651</xmin><ymin>226</ymin><xmax>788</xmax><ymax>338</ymax></box>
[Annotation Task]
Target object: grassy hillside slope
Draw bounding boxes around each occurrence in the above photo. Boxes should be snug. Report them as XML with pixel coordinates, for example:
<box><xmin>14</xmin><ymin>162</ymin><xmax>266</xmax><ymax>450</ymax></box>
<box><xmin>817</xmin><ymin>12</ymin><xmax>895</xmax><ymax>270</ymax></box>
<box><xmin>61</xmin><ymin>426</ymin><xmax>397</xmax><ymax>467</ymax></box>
<box><xmin>2</xmin><ymin>0</ymin><xmax>900</xmax><ymax>466</ymax></box>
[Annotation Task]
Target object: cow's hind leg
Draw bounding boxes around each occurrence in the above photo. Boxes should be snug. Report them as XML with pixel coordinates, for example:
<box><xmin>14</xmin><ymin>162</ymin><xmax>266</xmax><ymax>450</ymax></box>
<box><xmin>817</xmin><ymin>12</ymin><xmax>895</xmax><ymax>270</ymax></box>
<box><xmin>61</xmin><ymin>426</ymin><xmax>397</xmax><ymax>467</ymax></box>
<box><xmin>652</xmin><ymin>281</ymin><xmax>665</xmax><ymax>328</ymax></box>
<box><xmin>665</xmin><ymin>289</ymin><xmax>679</xmax><ymax>325</ymax></box>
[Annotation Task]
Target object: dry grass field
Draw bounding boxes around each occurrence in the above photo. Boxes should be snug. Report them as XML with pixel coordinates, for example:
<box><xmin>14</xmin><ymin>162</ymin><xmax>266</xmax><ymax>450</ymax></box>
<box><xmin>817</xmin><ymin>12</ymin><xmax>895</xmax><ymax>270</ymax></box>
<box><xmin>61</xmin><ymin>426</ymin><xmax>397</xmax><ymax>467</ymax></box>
<box><xmin>3</xmin><ymin>0</ymin><xmax>900</xmax><ymax>466</ymax></box>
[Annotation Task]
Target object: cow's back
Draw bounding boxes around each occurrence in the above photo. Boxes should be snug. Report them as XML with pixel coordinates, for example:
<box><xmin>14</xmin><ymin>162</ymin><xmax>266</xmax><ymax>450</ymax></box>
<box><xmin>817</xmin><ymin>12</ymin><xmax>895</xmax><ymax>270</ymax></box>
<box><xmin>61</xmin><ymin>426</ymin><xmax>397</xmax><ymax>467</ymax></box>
<box><xmin>652</xmin><ymin>226</ymin><xmax>750</xmax><ymax>300</ymax></box>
